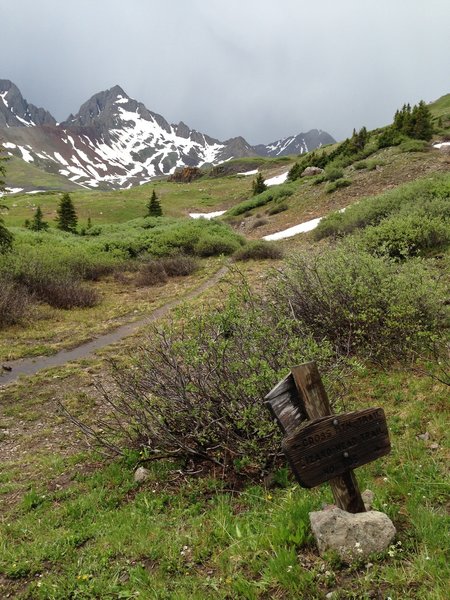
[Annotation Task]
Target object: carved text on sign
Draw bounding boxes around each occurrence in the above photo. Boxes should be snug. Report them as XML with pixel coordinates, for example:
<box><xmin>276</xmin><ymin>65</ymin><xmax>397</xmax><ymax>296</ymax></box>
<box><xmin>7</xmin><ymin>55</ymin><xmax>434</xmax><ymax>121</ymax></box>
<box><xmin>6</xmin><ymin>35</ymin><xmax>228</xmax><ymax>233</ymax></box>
<box><xmin>282</xmin><ymin>408</ymin><xmax>390</xmax><ymax>488</ymax></box>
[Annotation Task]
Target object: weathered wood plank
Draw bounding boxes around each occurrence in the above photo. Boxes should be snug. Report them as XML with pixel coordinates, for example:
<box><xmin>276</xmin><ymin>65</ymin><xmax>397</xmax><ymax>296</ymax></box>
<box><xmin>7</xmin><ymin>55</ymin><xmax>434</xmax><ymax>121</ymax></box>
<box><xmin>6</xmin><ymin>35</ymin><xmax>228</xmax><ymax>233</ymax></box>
<box><xmin>282</xmin><ymin>408</ymin><xmax>390</xmax><ymax>488</ymax></box>
<box><xmin>264</xmin><ymin>372</ymin><xmax>306</xmax><ymax>434</ymax></box>
<box><xmin>291</xmin><ymin>362</ymin><xmax>366</xmax><ymax>513</ymax></box>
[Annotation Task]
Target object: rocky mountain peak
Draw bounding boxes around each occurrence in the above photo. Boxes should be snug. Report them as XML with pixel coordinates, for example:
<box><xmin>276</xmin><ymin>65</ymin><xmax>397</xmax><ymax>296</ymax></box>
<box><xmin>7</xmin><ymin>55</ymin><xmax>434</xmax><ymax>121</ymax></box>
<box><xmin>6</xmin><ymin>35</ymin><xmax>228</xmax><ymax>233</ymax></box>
<box><xmin>62</xmin><ymin>85</ymin><xmax>131</xmax><ymax>128</ymax></box>
<box><xmin>0</xmin><ymin>78</ymin><xmax>56</xmax><ymax>128</ymax></box>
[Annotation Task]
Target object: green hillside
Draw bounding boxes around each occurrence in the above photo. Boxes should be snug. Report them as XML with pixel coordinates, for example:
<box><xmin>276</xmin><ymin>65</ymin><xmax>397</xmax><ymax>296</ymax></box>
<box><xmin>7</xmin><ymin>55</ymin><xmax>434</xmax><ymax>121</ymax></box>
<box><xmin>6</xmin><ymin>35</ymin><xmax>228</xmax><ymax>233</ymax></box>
<box><xmin>4</xmin><ymin>156</ymin><xmax>82</xmax><ymax>192</ymax></box>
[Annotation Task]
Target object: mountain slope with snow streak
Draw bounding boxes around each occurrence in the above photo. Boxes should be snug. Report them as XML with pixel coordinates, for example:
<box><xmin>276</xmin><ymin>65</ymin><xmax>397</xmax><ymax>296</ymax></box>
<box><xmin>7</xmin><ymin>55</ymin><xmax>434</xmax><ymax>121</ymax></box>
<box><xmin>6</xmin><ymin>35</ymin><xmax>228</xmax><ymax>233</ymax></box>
<box><xmin>0</xmin><ymin>80</ymin><xmax>335</xmax><ymax>190</ymax></box>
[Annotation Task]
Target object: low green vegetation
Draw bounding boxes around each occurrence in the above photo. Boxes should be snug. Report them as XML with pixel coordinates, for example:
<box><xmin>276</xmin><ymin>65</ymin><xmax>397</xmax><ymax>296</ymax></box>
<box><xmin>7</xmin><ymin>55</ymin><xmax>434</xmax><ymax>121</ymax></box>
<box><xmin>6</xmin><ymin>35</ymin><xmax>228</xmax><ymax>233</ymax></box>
<box><xmin>233</xmin><ymin>240</ymin><xmax>283</xmax><ymax>261</ymax></box>
<box><xmin>0</xmin><ymin>217</ymin><xmax>244</xmax><ymax>328</ymax></box>
<box><xmin>224</xmin><ymin>184</ymin><xmax>294</xmax><ymax>217</ymax></box>
<box><xmin>314</xmin><ymin>173</ymin><xmax>450</xmax><ymax>258</ymax></box>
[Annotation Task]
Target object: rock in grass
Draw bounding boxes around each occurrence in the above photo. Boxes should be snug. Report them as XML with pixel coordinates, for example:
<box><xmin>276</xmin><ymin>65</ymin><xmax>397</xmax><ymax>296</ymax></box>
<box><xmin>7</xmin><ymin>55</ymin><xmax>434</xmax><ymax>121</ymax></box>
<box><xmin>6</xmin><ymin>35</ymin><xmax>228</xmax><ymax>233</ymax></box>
<box><xmin>362</xmin><ymin>489</ymin><xmax>375</xmax><ymax>511</ymax></box>
<box><xmin>309</xmin><ymin>507</ymin><xmax>396</xmax><ymax>561</ymax></box>
<box><xmin>302</xmin><ymin>166</ymin><xmax>324</xmax><ymax>177</ymax></box>
<box><xmin>134</xmin><ymin>466</ymin><xmax>150</xmax><ymax>483</ymax></box>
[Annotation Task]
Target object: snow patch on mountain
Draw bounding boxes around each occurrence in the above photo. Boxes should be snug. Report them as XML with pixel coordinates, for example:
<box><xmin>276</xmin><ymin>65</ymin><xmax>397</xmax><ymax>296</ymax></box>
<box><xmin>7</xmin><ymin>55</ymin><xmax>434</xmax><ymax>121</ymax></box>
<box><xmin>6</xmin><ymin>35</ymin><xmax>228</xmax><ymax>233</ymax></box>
<box><xmin>19</xmin><ymin>146</ymin><xmax>34</xmax><ymax>162</ymax></box>
<box><xmin>189</xmin><ymin>210</ymin><xmax>226</xmax><ymax>220</ymax></box>
<box><xmin>237</xmin><ymin>169</ymin><xmax>258</xmax><ymax>176</ymax></box>
<box><xmin>0</xmin><ymin>92</ymin><xmax>9</xmax><ymax>108</ymax></box>
<box><xmin>263</xmin><ymin>217</ymin><xmax>322</xmax><ymax>240</ymax></box>
<box><xmin>265</xmin><ymin>171</ymin><xmax>289</xmax><ymax>186</ymax></box>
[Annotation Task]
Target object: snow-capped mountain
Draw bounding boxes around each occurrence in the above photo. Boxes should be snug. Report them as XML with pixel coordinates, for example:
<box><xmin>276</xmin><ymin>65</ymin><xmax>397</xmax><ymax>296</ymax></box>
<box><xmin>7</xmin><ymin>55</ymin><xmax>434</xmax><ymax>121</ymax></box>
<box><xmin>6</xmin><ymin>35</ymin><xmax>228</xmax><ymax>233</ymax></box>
<box><xmin>0</xmin><ymin>80</ymin><xmax>335</xmax><ymax>190</ymax></box>
<box><xmin>253</xmin><ymin>129</ymin><xmax>335</xmax><ymax>157</ymax></box>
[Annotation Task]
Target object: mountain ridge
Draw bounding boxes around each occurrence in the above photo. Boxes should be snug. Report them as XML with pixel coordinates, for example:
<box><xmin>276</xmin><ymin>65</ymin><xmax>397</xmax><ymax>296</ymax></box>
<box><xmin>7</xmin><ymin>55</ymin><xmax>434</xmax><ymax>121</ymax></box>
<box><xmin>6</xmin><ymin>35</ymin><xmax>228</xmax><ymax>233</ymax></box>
<box><xmin>0</xmin><ymin>79</ymin><xmax>335</xmax><ymax>190</ymax></box>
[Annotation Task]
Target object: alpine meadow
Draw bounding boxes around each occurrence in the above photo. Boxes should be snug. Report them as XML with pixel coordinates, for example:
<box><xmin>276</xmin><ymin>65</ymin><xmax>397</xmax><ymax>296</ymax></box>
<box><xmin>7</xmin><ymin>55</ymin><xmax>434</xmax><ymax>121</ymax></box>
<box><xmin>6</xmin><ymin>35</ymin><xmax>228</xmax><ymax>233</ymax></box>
<box><xmin>0</xmin><ymin>64</ymin><xmax>449</xmax><ymax>600</ymax></box>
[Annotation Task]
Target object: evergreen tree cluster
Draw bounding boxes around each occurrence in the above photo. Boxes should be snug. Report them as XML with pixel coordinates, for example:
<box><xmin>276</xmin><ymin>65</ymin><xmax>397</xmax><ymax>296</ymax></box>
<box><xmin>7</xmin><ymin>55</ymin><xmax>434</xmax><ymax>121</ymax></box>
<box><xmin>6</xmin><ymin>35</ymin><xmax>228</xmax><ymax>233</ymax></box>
<box><xmin>392</xmin><ymin>101</ymin><xmax>433</xmax><ymax>141</ymax></box>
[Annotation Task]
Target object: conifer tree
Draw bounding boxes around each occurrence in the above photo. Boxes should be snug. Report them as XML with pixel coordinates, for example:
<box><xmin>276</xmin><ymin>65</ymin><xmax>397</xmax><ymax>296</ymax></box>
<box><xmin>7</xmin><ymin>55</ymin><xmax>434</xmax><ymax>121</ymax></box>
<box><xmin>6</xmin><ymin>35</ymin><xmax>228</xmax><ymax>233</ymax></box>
<box><xmin>412</xmin><ymin>100</ymin><xmax>433</xmax><ymax>140</ymax></box>
<box><xmin>252</xmin><ymin>173</ymin><xmax>267</xmax><ymax>196</ymax></box>
<box><xmin>56</xmin><ymin>193</ymin><xmax>78</xmax><ymax>232</ymax></box>
<box><xmin>0</xmin><ymin>147</ymin><xmax>13</xmax><ymax>252</ymax></box>
<box><xmin>30</xmin><ymin>206</ymin><xmax>48</xmax><ymax>231</ymax></box>
<box><xmin>147</xmin><ymin>189</ymin><xmax>162</xmax><ymax>217</ymax></box>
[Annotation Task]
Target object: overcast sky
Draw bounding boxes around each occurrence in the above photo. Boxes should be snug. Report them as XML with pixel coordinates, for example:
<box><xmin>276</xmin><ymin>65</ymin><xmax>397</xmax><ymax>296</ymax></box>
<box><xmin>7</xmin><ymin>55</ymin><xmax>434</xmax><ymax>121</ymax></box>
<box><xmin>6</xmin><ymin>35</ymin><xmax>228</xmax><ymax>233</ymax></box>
<box><xmin>2</xmin><ymin>0</ymin><xmax>450</xmax><ymax>144</ymax></box>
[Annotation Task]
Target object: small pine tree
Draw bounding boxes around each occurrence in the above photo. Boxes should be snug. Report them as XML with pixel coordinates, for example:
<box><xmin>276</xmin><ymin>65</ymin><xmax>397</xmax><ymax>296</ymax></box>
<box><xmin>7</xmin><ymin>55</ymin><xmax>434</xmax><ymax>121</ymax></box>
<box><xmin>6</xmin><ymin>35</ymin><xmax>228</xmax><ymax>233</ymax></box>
<box><xmin>56</xmin><ymin>193</ymin><xmax>78</xmax><ymax>232</ymax></box>
<box><xmin>147</xmin><ymin>189</ymin><xmax>162</xmax><ymax>217</ymax></box>
<box><xmin>30</xmin><ymin>206</ymin><xmax>48</xmax><ymax>231</ymax></box>
<box><xmin>87</xmin><ymin>216</ymin><xmax>92</xmax><ymax>229</ymax></box>
<box><xmin>252</xmin><ymin>173</ymin><xmax>267</xmax><ymax>196</ymax></box>
<box><xmin>0</xmin><ymin>149</ymin><xmax>13</xmax><ymax>252</ymax></box>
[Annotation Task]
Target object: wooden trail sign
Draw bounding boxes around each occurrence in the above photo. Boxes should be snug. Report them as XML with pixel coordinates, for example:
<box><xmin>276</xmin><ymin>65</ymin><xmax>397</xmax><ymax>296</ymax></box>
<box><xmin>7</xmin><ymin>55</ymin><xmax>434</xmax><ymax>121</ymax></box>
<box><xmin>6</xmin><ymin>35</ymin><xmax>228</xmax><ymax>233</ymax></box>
<box><xmin>265</xmin><ymin>362</ymin><xmax>391</xmax><ymax>513</ymax></box>
<box><xmin>282</xmin><ymin>408</ymin><xmax>390</xmax><ymax>488</ymax></box>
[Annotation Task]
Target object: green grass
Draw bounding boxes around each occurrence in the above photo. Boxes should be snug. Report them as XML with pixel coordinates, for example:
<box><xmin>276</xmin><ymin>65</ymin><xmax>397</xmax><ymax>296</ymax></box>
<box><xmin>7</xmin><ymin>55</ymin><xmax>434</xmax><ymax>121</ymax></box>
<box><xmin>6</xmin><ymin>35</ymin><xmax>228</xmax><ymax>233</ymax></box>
<box><xmin>4</xmin><ymin>157</ymin><xmax>81</xmax><ymax>192</ymax></box>
<box><xmin>0</xmin><ymin>366</ymin><xmax>448</xmax><ymax>599</ymax></box>
<box><xmin>1</xmin><ymin>159</ymin><xmax>296</xmax><ymax>228</ymax></box>
<box><xmin>429</xmin><ymin>93</ymin><xmax>450</xmax><ymax>120</ymax></box>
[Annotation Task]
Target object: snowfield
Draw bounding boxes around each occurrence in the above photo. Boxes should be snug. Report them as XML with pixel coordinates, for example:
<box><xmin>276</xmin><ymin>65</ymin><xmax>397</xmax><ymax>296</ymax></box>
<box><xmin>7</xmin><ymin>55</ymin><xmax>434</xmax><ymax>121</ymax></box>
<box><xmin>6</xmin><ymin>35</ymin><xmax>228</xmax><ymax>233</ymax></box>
<box><xmin>263</xmin><ymin>217</ymin><xmax>322</xmax><ymax>240</ymax></box>
<box><xmin>264</xmin><ymin>171</ymin><xmax>289</xmax><ymax>186</ymax></box>
<box><xmin>189</xmin><ymin>210</ymin><xmax>227</xmax><ymax>220</ymax></box>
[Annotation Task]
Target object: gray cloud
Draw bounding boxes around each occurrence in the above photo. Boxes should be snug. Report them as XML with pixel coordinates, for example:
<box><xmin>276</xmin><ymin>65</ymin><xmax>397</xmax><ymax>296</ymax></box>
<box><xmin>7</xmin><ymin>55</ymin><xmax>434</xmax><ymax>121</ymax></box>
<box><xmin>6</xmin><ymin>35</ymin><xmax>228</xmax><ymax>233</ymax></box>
<box><xmin>3</xmin><ymin>0</ymin><xmax>450</xmax><ymax>143</ymax></box>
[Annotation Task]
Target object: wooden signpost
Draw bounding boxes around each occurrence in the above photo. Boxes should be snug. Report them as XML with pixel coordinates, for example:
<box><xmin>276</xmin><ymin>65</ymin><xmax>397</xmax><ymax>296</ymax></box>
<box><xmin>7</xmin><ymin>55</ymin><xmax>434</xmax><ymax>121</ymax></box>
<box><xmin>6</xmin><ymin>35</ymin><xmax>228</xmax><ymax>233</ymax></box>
<box><xmin>265</xmin><ymin>362</ymin><xmax>391</xmax><ymax>513</ymax></box>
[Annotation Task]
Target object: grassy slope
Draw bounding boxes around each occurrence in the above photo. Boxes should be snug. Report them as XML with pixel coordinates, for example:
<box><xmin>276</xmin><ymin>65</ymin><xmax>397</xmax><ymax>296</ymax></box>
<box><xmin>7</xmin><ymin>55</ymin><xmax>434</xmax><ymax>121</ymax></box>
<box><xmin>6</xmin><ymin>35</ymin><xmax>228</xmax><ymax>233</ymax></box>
<box><xmin>3</xmin><ymin>157</ymin><xmax>81</xmax><ymax>192</ymax></box>
<box><xmin>0</xmin><ymin>132</ymin><xmax>449</xmax><ymax>598</ymax></box>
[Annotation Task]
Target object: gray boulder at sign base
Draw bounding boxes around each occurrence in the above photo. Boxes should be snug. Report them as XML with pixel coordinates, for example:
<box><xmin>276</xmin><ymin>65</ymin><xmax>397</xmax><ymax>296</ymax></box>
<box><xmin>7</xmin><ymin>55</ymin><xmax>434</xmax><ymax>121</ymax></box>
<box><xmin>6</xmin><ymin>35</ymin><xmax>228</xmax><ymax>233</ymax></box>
<box><xmin>309</xmin><ymin>507</ymin><xmax>396</xmax><ymax>561</ymax></box>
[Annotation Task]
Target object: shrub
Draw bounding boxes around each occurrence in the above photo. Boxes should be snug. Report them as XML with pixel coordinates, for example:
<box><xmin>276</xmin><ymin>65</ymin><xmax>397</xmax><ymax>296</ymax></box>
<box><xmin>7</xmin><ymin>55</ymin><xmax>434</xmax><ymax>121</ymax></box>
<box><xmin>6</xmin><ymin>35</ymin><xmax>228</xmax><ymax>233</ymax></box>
<box><xmin>225</xmin><ymin>185</ymin><xmax>294</xmax><ymax>217</ymax></box>
<box><xmin>251</xmin><ymin>218</ymin><xmax>269</xmax><ymax>229</ymax></box>
<box><xmin>398</xmin><ymin>139</ymin><xmax>428</xmax><ymax>153</ymax></box>
<box><xmin>233</xmin><ymin>241</ymin><xmax>283</xmax><ymax>261</ymax></box>
<box><xmin>136</xmin><ymin>261</ymin><xmax>168</xmax><ymax>287</ymax></box>
<box><xmin>194</xmin><ymin>234</ymin><xmax>241</xmax><ymax>257</ymax></box>
<box><xmin>324</xmin><ymin>165</ymin><xmax>344</xmax><ymax>182</ymax></box>
<box><xmin>272</xmin><ymin>243</ymin><xmax>446</xmax><ymax>362</ymax></box>
<box><xmin>361</xmin><ymin>213</ymin><xmax>450</xmax><ymax>258</ymax></box>
<box><xmin>267</xmin><ymin>202</ymin><xmax>288</xmax><ymax>215</ymax></box>
<box><xmin>325</xmin><ymin>179</ymin><xmax>352</xmax><ymax>193</ymax></box>
<box><xmin>160</xmin><ymin>255</ymin><xmax>198</xmax><ymax>277</ymax></box>
<box><xmin>354</xmin><ymin>161</ymin><xmax>367</xmax><ymax>170</ymax></box>
<box><xmin>0</xmin><ymin>219</ymin><xmax>13</xmax><ymax>253</ymax></box>
<box><xmin>315</xmin><ymin>175</ymin><xmax>450</xmax><ymax>240</ymax></box>
<box><xmin>147</xmin><ymin>219</ymin><xmax>244</xmax><ymax>257</ymax></box>
<box><xmin>135</xmin><ymin>255</ymin><xmax>198</xmax><ymax>286</ymax></box>
<box><xmin>77</xmin><ymin>284</ymin><xmax>339</xmax><ymax>472</ymax></box>
<box><xmin>0</xmin><ymin>247</ymin><xmax>101</xmax><ymax>309</ymax></box>
<box><xmin>38</xmin><ymin>278</ymin><xmax>99</xmax><ymax>309</ymax></box>
<box><xmin>377</xmin><ymin>128</ymin><xmax>406</xmax><ymax>149</ymax></box>
<box><xmin>0</xmin><ymin>280</ymin><xmax>31</xmax><ymax>327</ymax></box>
